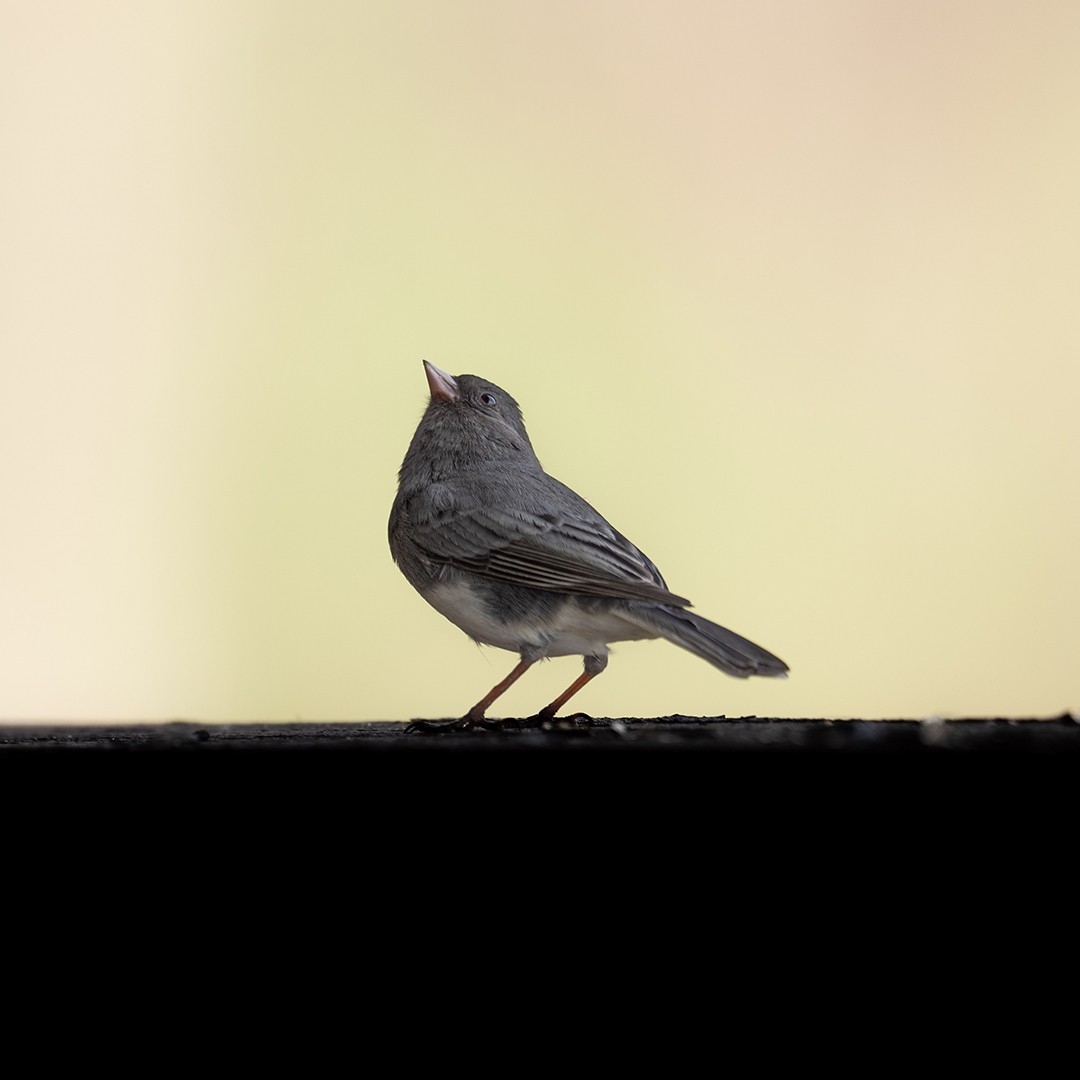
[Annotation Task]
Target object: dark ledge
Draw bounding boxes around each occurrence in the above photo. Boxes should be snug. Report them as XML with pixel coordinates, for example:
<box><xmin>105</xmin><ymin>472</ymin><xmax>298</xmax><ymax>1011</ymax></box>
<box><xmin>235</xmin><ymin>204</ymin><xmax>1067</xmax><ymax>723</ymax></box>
<box><xmin>0</xmin><ymin>715</ymin><xmax>1076</xmax><ymax>753</ymax></box>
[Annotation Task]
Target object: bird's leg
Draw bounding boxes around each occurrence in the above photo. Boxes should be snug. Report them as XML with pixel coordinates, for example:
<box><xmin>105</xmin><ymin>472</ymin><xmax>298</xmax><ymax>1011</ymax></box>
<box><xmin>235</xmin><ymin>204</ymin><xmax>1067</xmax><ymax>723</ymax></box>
<box><xmin>536</xmin><ymin>672</ymin><xmax>596</xmax><ymax>721</ymax></box>
<box><xmin>469</xmin><ymin>657</ymin><xmax>535</xmax><ymax>727</ymax></box>
<box><xmin>531</xmin><ymin>653</ymin><xmax>608</xmax><ymax>725</ymax></box>
<box><xmin>406</xmin><ymin>657</ymin><xmax>535</xmax><ymax>734</ymax></box>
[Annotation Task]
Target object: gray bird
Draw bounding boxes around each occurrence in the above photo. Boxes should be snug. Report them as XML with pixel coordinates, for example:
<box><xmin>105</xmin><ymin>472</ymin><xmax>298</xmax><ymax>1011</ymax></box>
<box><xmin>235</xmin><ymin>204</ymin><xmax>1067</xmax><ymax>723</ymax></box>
<box><xmin>389</xmin><ymin>360</ymin><xmax>788</xmax><ymax>731</ymax></box>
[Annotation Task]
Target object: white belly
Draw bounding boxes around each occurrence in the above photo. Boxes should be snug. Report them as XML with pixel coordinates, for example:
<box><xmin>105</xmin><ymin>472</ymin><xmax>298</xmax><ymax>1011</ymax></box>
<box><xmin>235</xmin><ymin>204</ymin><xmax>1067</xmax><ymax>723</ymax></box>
<box><xmin>424</xmin><ymin>581</ymin><xmax>658</xmax><ymax>658</ymax></box>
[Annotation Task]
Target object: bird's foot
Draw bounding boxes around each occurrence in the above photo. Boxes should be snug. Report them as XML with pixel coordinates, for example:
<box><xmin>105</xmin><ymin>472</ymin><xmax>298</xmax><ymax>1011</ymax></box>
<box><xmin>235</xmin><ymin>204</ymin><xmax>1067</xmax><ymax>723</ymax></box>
<box><xmin>561</xmin><ymin>711</ymin><xmax>602</xmax><ymax>727</ymax></box>
<box><xmin>478</xmin><ymin>714</ymin><xmax>543</xmax><ymax>731</ymax></box>
<box><xmin>405</xmin><ymin>716</ymin><xmax>482</xmax><ymax>735</ymax></box>
<box><xmin>520</xmin><ymin>710</ymin><xmax>601</xmax><ymax>731</ymax></box>
<box><xmin>406</xmin><ymin>711</ymin><xmax>603</xmax><ymax>734</ymax></box>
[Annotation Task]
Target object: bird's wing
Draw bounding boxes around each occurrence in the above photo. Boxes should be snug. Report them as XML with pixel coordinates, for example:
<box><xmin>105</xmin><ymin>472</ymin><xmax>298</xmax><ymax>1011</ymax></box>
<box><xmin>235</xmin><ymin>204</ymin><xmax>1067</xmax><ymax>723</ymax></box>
<box><xmin>406</xmin><ymin>474</ymin><xmax>692</xmax><ymax>608</ymax></box>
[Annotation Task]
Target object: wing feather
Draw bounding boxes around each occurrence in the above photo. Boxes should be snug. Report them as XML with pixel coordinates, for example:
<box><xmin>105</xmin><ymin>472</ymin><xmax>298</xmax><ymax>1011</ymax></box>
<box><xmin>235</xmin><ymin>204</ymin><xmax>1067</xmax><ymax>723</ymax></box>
<box><xmin>407</xmin><ymin>474</ymin><xmax>691</xmax><ymax>608</ymax></box>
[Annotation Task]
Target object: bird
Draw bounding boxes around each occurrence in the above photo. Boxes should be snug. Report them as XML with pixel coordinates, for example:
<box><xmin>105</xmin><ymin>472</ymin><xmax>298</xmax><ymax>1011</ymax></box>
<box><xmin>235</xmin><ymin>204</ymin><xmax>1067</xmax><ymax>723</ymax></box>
<box><xmin>388</xmin><ymin>360</ymin><xmax>788</xmax><ymax>731</ymax></box>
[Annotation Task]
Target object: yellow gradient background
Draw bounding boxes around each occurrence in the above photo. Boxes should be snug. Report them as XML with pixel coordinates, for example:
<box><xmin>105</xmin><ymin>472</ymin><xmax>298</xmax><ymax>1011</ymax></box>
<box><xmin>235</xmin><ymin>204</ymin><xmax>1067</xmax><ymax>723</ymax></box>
<box><xmin>2</xmin><ymin>1</ymin><xmax>1077</xmax><ymax>721</ymax></box>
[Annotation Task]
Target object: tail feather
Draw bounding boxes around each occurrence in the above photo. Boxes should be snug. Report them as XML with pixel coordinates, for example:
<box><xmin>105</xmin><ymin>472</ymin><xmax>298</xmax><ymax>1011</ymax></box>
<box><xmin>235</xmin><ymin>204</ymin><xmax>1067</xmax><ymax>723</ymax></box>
<box><xmin>629</xmin><ymin>605</ymin><xmax>788</xmax><ymax>679</ymax></box>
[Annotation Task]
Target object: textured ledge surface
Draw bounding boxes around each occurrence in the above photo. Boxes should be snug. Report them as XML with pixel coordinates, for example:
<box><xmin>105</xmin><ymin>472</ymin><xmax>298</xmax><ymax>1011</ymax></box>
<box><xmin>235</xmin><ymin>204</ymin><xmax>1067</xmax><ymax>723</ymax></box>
<box><xmin>1</xmin><ymin>715</ymin><xmax>1076</xmax><ymax>752</ymax></box>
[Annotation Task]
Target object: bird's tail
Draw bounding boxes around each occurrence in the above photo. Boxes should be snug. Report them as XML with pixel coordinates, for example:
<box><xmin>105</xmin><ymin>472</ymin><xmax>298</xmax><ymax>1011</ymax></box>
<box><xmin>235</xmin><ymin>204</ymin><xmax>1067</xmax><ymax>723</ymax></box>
<box><xmin>628</xmin><ymin>605</ymin><xmax>789</xmax><ymax>678</ymax></box>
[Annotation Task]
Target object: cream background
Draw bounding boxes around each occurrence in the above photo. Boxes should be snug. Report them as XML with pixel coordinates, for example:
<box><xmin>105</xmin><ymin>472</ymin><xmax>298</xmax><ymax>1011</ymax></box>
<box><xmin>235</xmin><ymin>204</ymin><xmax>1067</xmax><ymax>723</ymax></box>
<box><xmin>1</xmin><ymin>0</ymin><xmax>1077</xmax><ymax>721</ymax></box>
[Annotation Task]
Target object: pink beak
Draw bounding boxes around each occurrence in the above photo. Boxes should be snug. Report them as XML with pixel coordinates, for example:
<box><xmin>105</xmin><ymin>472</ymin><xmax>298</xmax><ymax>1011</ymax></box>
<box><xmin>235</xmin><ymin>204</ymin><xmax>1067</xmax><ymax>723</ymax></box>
<box><xmin>423</xmin><ymin>360</ymin><xmax>458</xmax><ymax>403</ymax></box>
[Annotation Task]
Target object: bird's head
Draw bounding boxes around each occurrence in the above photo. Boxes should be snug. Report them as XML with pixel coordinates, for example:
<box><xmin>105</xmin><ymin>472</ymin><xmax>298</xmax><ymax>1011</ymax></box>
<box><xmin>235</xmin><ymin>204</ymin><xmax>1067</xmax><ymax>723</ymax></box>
<box><xmin>415</xmin><ymin>360</ymin><xmax>535</xmax><ymax>465</ymax></box>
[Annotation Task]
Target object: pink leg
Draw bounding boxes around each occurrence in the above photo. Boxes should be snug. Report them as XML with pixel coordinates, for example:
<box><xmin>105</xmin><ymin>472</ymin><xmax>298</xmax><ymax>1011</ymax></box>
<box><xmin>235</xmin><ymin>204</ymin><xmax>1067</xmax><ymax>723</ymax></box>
<box><xmin>537</xmin><ymin>670</ymin><xmax>598</xmax><ymax>720</ymax></box>
<box><xmin>466</xmin><ymin>658</ymin><xmax>535</xmax><ymax>722</ymax></box>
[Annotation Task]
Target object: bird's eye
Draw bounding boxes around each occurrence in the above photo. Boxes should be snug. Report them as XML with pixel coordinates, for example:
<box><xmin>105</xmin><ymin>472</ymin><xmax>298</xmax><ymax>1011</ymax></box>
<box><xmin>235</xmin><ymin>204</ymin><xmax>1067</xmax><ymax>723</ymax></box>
<box><xmin>480</xmin><ymin>392</ymin><xmax>497</xmax><ymax>406</ymax></box>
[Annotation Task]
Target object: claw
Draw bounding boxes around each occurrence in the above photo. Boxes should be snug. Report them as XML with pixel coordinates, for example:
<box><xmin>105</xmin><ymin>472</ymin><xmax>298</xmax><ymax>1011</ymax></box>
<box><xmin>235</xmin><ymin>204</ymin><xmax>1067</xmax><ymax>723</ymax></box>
<box><xmin>404</xmin><ymin>717</ymin><xmax>479</xmax><ymax>735</ymax></box>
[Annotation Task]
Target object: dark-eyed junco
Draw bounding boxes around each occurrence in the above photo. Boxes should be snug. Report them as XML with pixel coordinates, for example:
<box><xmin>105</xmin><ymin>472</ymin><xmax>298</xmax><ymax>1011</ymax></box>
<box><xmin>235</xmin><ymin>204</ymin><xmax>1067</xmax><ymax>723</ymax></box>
<box><xmin>389</xmin><ymin>361</ymin><xmax>788</xmax><ymax>730</ymax></box>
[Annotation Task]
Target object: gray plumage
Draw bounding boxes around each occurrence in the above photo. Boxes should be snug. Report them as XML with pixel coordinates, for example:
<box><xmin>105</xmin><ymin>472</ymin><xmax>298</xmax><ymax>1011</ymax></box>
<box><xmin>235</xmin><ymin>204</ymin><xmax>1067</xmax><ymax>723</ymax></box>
<box><xmin>389</xmin><ymin>361</ymin><xmax>787</xmax><ymax>727</ymax></box>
